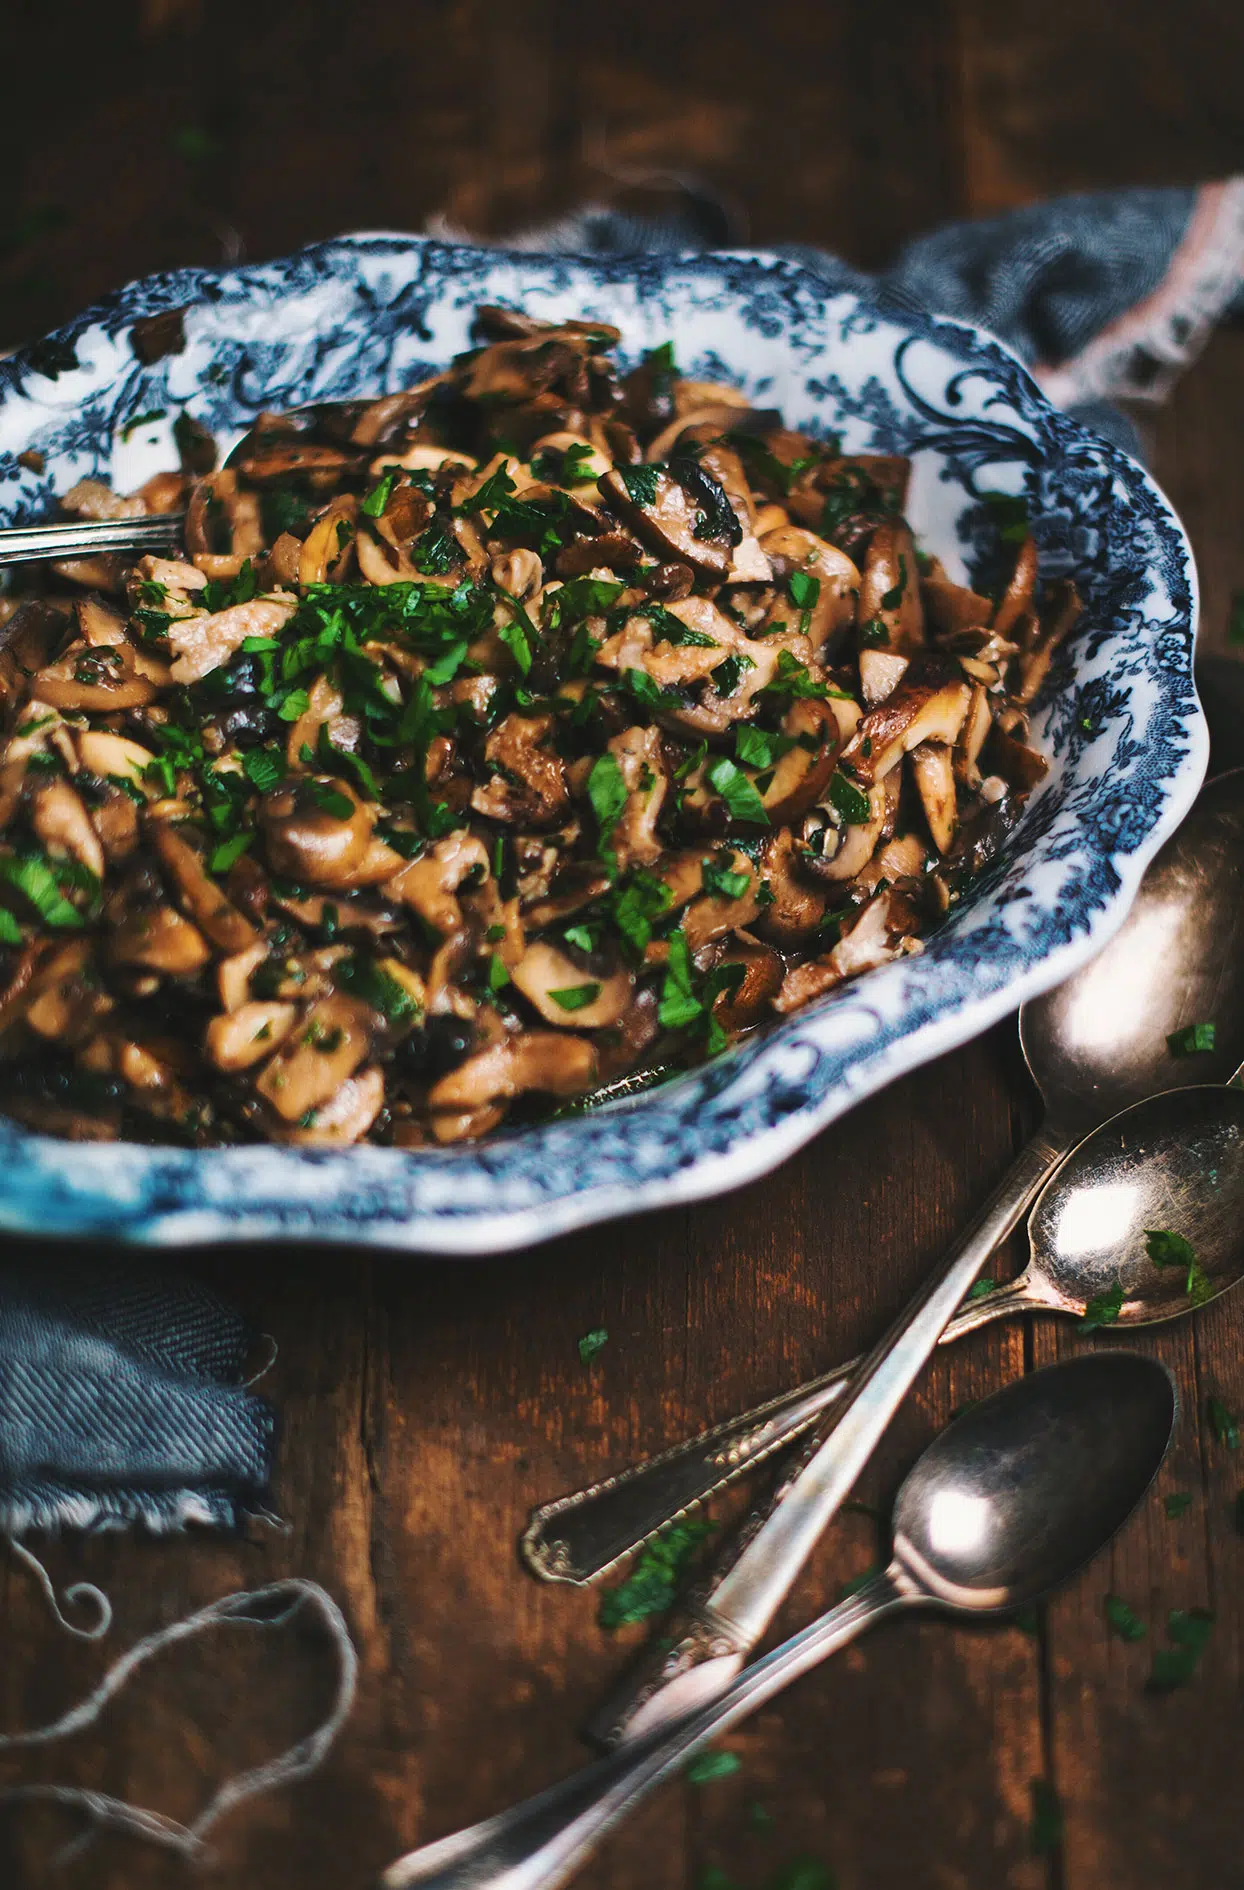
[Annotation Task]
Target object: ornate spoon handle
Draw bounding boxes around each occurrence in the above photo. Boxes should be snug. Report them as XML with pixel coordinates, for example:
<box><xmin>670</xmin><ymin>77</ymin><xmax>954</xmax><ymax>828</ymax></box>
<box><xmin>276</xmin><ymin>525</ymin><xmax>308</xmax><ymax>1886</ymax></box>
<box><xmin>521</xmin><ymin>1274</ymin><xmax>1041</xmax><ymax>1586</ymax></box>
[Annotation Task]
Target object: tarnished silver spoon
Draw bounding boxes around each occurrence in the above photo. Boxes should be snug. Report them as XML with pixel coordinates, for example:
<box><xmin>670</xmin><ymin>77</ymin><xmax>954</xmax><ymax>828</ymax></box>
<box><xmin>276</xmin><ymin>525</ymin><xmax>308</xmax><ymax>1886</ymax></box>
<box><xmin>523</xmin><ymin>766</ymin><xmax>1244</xmax><ymax>1587</ymax></box>
<box><xmin>382</xmin><ymin>1352</ymin><xmax>1175</xmax><ymax>1890</ymax></box>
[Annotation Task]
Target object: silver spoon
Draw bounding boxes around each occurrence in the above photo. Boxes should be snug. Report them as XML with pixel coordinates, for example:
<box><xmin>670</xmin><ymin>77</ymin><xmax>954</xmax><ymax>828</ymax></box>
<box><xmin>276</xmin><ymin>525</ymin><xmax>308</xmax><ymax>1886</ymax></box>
<box><xmin>0</xmin><ymin>514</ymin><xmax>186</xmax><ymax>567</ymax></box>
<box><xmin>523</xmin><ymin>765</ymin><xmax>1244</xmax><ymax>1588</ymax></box>
<box><xmin>382</xmin><ymin>1352</ymin><xmax>1176</xmax><ymax>1890</ymax></box>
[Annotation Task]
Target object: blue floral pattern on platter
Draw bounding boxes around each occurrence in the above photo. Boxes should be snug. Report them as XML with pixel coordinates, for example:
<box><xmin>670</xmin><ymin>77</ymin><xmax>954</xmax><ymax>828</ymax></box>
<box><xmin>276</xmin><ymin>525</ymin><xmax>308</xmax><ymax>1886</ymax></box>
<box><xmin>0</xmin><ymin>236</ymin><xmax>1206</xmax><ymax>1252</ymax></box>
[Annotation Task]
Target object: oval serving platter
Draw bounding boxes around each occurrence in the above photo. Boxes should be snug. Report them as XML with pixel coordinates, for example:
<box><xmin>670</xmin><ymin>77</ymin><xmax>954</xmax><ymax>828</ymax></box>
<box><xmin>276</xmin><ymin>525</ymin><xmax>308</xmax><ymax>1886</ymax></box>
<box><xmin>0</xmin><ymin>235</ymin><xmax>1205</xmax><ymax>1251</ymax></box>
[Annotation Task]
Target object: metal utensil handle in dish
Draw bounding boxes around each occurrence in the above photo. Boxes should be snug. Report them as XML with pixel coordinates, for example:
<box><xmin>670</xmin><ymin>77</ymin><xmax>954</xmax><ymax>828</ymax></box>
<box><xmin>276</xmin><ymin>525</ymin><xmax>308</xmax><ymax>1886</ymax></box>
<box><xmin>0</xmin><ymin>514</ymin><xmax>186</xmax><ymax>566</ymax></box>
<box><xmin>382</xmin><ymin>1353</ymin><xmax>1175</xmax><ymax>1890</ymax></box>
<box><xmin>521</xmin><ymin>1270</ymin><xmax>1038</xmax><ymax>1586</ymax></box>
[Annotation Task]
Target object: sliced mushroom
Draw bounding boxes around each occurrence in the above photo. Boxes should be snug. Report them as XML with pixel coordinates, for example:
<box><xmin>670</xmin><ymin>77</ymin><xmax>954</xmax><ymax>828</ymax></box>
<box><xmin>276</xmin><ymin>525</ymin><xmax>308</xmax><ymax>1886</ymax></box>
<box><xmin>298</xmin><ymin>499</ymin><xmax>358</xmax><ymax>587</ymax></box>
<box><xmin>262</xmin><ymin>779</ymin><xmax>402</xmax><ymax>891</ymax></box>
<box><xmin>774</xmin><ymin>884</ymin><xmax>924</xmax><ymax>1013</ymax></box>
<box><xmin>254</xmin><ymin>994</ymin><xmax>375</xmax><ymax>1122</ymax></box>
<box><xmin>31</xmin><ymin>779</ymin><xmax>105</xmax><ymax>881</ymax></box>
<box><xmin>166</xmin><ymin>596</ymin><xmax>297</xmax><ymax>685</ymax></box>
<box><xmin>76</xmin><ymin>730</ymin><xmax>159</xmax><ymax>798</ymax></box>
<box><xmin>922</xmin><ymin>558</ymin><xmax>994</xmax><ymax>636</ymax></box>
<box><xmin>1013</xmin><ymin>581</ymin><xmax>1083</xmax><ymax>706</ymax></box>
<box><xmin>107</xmin><ymin>904</ymin><xmax>212</xmax><ymax>974</ymax></box>
<box><xmin>23</xmin><ymin>941</ymin><xmax>114</xmax><ymax>1044</ymax></box>
<box><xmin>713</xmin><ymin>939</ymin><xmax>784</xmax><ymax>1032</ymax></box>
<box><xmin>800</xmin><ymin>774</ymin><xmax>897</xmax><ymax>884</ymax></box>
<box><xmin>598</xmin><ymin>466</ymin><xmax>734</xmax><ymax>580</ymax></box>
<box><xmin>510</xmin><ymin>941</ymin><xmax>633</xmax><ymax>1028</ymax></box>
<box><xmin>217</xmin><ymin>940</ymin><xmax>269</xmax><ymax>1012</ymax></box>
<box><xmin>470</xmin><ymin>714</ymin><xmax>568</xmax><ymax>827</ymax></box>
<box><xmin>909</xmin><ymin>741</ymin><xmax>958</xmax><ymax>853</ymax></box>
<box><xmin>681</xmin><ymin>849</ymin><xmax>762</xmax><ymax>952</ymax></box>
<box><xmin>754</xmin><ymin>826</ymin><xmax>828</xmax><ymax>946</ymax></box>
<box><xmin>149</xmin><ymin>819</ymin><xmax>259</xmax><ymax>952</ymax></box>
<box><xmin>205</xmin><ymin>1000</ymin><xmax>298</xmax><ymax>1072</ymax></box>
<box><xmin>856</xmin><ymin>520</ymin><xmax>924</xmax><ymax>654</ymax></box>
<box><xmin>759</xmin><ymin>698</ymin><xmax>845</xmax><ymax>827</ymax></box>
<box><xmin>858</xmin><ymin>648</ymin><xmax>910</xmax><ymax>709</ymax></box>
<box><xmin>954</xmin><ymin>684</ymin><xmax>992</xmax><ymax>792</ymax></box>
<box><xmin>607</xmin><ymin>725</ymin><xmax>667</xmax><ymax>869</ymax></box>
<box><xmin>34</xmin><ymin>641</ymin><xmax>159</xmax><ymax>712</ymax></box>
<box><xmin>758</xmin><ymin>527</ymin><xmax>860</xmax><ymax>656</ymax></box>
<box><xmin>838</xmin><ymin>658</ymin><xmax>971</xmax><ymax>785</ymax></box>
<box><xmin>278</xmin><ymin>1066</ymin><xmax>387</xmax><ymax>1146</ymax></box>
<box><xmin>426</xmin><ymin>1029</ymin><xmax>597</xmax><ymax>1109</ymax></box>
<box><xmin>984</xmin><ymin>721</ymin><xmax>1050</xmax><ymax>793</ymax></box>
<box><xmin>382</xmin><ymin>830</ymin><xmax>492</xmax><ymax>938</ymax></box>
<box><xmin>992</xmin><ymin>535</ymin><xmax>1039</xmax><ymax>638</ymax></box>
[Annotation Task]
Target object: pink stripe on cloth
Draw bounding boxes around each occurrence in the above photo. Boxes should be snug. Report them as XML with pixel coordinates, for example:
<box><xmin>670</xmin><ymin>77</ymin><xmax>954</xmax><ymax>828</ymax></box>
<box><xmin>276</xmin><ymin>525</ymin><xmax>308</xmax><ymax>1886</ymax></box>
<box><xmin>1034</xmin><ymin>176</ymin><xmax>1244</xmax><ymax>410</ymax></box>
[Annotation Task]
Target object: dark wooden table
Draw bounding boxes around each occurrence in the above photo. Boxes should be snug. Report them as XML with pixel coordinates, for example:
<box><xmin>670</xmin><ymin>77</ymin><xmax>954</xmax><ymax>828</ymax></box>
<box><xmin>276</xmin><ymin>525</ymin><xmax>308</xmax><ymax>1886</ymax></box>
<box><xmin>2</xmin><ymin>5</ymin><xmax>1243</xmax><ymax>1886</ymax></box>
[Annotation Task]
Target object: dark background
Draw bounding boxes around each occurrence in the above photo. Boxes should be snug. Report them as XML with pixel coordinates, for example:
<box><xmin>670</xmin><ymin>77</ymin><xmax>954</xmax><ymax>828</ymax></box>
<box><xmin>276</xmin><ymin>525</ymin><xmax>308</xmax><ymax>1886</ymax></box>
<box><xmin>1</xmin><ymin>4</ymin><xmax>1243</xmax><ymax>1888</ymax></box>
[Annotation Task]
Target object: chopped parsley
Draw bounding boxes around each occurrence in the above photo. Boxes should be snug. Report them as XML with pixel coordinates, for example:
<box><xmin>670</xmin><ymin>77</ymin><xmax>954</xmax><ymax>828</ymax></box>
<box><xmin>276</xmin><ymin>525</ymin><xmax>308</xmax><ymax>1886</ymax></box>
<box><xmin>577</xmin><ymin>1327</ymin><xmax>608</xmax><ymax>1366</ymax></box>
<box><xmin>1230</xmin><ymin>589</ymin><xmax>1244</xmax><ymax>648</ymax></box>
<box><xmin>1208</xmin><ymin>1396</ymin><xmax>1240</xmax><ymax>1448</ymax></box>
<box><xmin>1148</xmin><ymin>1608</ymin><xmax>1214</xmax><ymax>1691</ymax></box>
<box><xmin>587</xmin><ymin>752</ymin><xmax>627</xmax><ymax>857</ymax></box>
<box><xmin>617</xmin><ymin>462</ymin><xmax>662</xmax><ymax>507</ymax></box>
<box><xmin>597</xmin><ymin>1516</ymin><xmax>716</xmax><ymax>1630</ymax></box>
<box><xmin>827</xmin><ymin>772</ymin><xmax>871</xmax><ymax>825</ymax></box>
<box><xmin>1104</xmin><ymin>1593</ymin><xmax>1146</xmax><ymax>1642</ymax></box>
<box><xmin>1028</xmin><ymin>1779</ymin><xmax>1063</xmax><ymax>1857</ymax></box>
<box><xmin>1164</xmin><ymin>1492</ymin><xmax>1193</xmax><ymax>1520</ymax></box>
<box><xmin>685</xmin><ymin>1749</ymin><xmax>742</xmax><ymax>1785</ymax></box>
<box><xmin>1167</xmin><ymin>1021</ymin><xmax>1216</xmax><ymax>1055</ymax></box>
<box><xmin>707</xmin><ymin>757</ymin><xmax>770</xmax><ymax>827</ymax></box>
<box><xmin>1082</xmin><ymin>1278</ymin><xmax>1125</xmax><ymax>1329</ymax></box>
<box><xmin>549</xmin><ymin>982</ymin><xmax>602</xmax><ymax>1011</ymax></box>
<box><xmin>360</xmin><ymin>468</ymin><xmax>399</xmax><ymax>517</ymax></box>
<box><xmin>701</xmin><ymin>854</ymin><xmax>752</xmax><ymax>902</ymax></box>
<box><xmin>1145</xmin><ymin>1229</ymin><xmax>1213</xmax><ymax>1305</ymax></box>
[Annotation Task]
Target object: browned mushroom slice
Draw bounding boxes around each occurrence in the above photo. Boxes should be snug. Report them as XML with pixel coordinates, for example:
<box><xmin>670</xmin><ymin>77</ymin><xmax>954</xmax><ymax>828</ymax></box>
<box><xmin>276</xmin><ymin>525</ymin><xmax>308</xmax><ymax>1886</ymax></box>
<box><xmin>262</xmin><ymin>778</ymin><xmax>402</xmax><ymax>891</ymax></box>
<box><xmin>754</xmin><ymin>826</ymin><xmax>828</xmax><ymax>947</ymax></box>
<box><xmin>31</xmin><ymin>779</ymin><xmax>105</xmax><ymax>881</ymax></box>
<box><xmin>856</xmin><ymin>520</ymin><xmax>925</xmax><ymax>654</ymax></box>
<box><xmin>954</xmin><ymin>684</ymin><xmax>993</xmax><ymax>792</ymax></box>
<box><xmin>922</xmin><ymin>557</ymin><xmax>994</xmax><ymax>637</ymax></box>
<box><xmin>255</xmin><ymin>994</ymin><xmax>375</xmax><ymax>1122</ymax></box>
<box><xmin>205</xmin><ymin>1000</ymin><xmax>298</xmax><ymax>1072</ymax></box>
<box><xmin>299</xmin><ymin>499</ymin><xmax>358</xmax><ymax>586</ymax></box>
<box><xmin>607</xmin><ymin>725</ymin><xmax>667</xmax><ymax>869</ymax></box>
<box><xmin>231</xmin><ymin>440</ymin><xmax>366</xmax><ymax>489</ymax></box>
<box><xmin>510</xmin><ymin>941</ymin><xmax>633</xmax><ymax>1028</ymax></box>
<box><xmin>426</xmin><ymin>1029</ymin><xmax>597</xmax><ymax>1110</ymax></box>
<box><xmin>528</xmin><ymin>430</ymin><xmax>612</xmax><ymax>483</ymax></box>
<box><xmin>909</xmin><ymin>742</ymin><xmax>958</xmax><ymax>853</ymax></box>
<box><xmin>107</xmin><ymin>904</ymin><xmax>212</xmax><ymax>974</ymax></box>
<box><xmin>852</xmin><ymin>830</ymin><xmax>932</xmax><ymax>900</ymax></box>
<box><xmin>77</xmin><ymin>1030</ymin><xmax>206</xmax><ymax>1130</ymax></box>
<box><xmin>349</xmin><ymin>376</ymin><xmax>449</xmax><ymax>446</ymax></box>
<box><xmin>61</xmin><ymin>479</ymin><xmax>146</xmax><ymax>522</ymax></box>
<box><xmin>858</xmin><ymin>648</ymin><xmax>910</xmax><ymax>708</ymax></box>
<box><xmin>774</xmin><ymin>884</ymin><xmax>925</xmax><ymax>1013</ymax></box>
<box><xmin>521</xmin><ymin>862</ymin><xmax>613</xmax><ymax>931</ymax></box>
<box><xmin>22</xmin><ymin>941</ymin><xmax>114</xmax><ymax>1044</ymax></box>
<box><xmin>0</xmin><ymin>601</ymin><xmax>71</xmax><ymax>705</ymax></box>
<box><xmin>278</xmin><ymin>1067</ymin><xmax>387</xmax><ymax>1146</ymax></box>
<box><xmin>992</xmin><ymin>535</ymin><xmax>1039</xmax><ymax>638</ymax></box>
<box><xmin>800</xmin><ymin>773</ymin><xmax>899</xmax><ymax>885</ymax></box>
<box><xmin>149</xmin><ymin>820</ymin><xmax>259</xmax><ymax>952</ymax></box>
<box><xmin>34</xmin><ymin>641</ymin><xmax>160</xmax><ymax>712</ymax></box>
<box><xmin>166</xmin><ymin>595</ymin><xmax>297</xmax><ymax>685</ymax></box>
<box><xmin>838</xmin><ymin>658</ymin><xmax>971</xmax><ymax>785</ymax></box>
<box><xmin>598</xmin><ymin>467</ymin><xmax>733</xmax><ymax>581</ymax></box>
<box><xmin>470</xmin><ymin>713</ymin><xmax>569</xmax><ymax>827</ymax></box>
<box><xmin>758</xmin><ymin>698</ymin><xmax>846</xmax><ymax>827</ymax></box>
<box><xmin>713</xmin><ymin>939</ymin><xmax>784</xmax><ymax>1032</ymax></box>
<box><xmin>76</xmin><ymin>730</ymin><xmax>159</xmax><ymax>798</ymax></box>
<box><xmin>217</xmin><ymin>940</ymin><xmax>270</xmax><ymax>1012</ymax></box>
<box><xmin>1013</xmin><ymin>582</ymin><xmax>1083</xmax><ymax>706</ymax></box>
<box><xmin>286</xmin><ymin>674</ymin><xmax>362</xmax><ymax>772</ymax></box>
<box><xmin>594</xmin><ymin>609</ymin><xmax>723</xmax><ymax>692</ymax></box>
<box><xmin>984</xmin><ymin>720</ymin><xmax>1049</xmax><ymax>793</ymax></box>
<box><xmin>666</xmin><ymin>428</ymin><xmax>773</xmax><ymax>582</ymax></box>
<box><xmin>680</xmin><ymin>849</ymin><xmax>762</xmax><ymax>952</ymax></box>
<box><xmin>757</xmin><ymin>527</ymin><xmax>860</xmax><ymax>656</ymax></box>
<box><xmin>382</xmin><ymin>830</ymin><xmax>492</xmax><ymax>938</ymax></box>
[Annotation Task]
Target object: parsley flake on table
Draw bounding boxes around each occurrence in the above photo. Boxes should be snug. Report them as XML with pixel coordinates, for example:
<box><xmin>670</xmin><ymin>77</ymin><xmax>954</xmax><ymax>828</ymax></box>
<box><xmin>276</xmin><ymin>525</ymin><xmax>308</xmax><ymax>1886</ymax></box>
<box><xmin>1104</xmin><ymin>1592</ymin><xmax>1146</xmax><ymax>1642</ymax></box>
<box><xmin>1148</xmin><ymin>1607</ymin><xmax>1214</xmax><ymax>1691</ymax></box>
<box><xmin>1145</xmin><ymin>1229</ymin><xmax>1213</xmax><ymax>1304</ymax></box>
<box><xmin>1029</xmin><ymin>1779</ymin><xmax>1064</xmax><ymax>1855</ymax></box>
<box><xmin>1166</xmin><ymin>1021</ymin><xmax>1216</xmax><ymax>1055</ymax></box>
<box><xmin>577</xmin><ymin>1327</ymin><xmax>608</xmax><ymax>1366</ymax></box>
<box><xmin>597</xmin><ymin>1516</ymin><xmax>716</xmax><ymax>1630</ymax></box>
<box><xmin>770</xmin><ymin>1860</ymin><xmax>837</xmax><ymax>1890</ymax></box>
<box><xmin>1164</xmin><ymin>1492</ymin><xmax>1193</xmax><ymax>1519</ymax></box>
<box><xmin>685</xmin><ymin>1749</ymin><xmax>743</xmax><ymax>1785</ymax></box>
<box><xmin>1229</xmin><ymin>588</ymin><xmax>1244</xmax><ymax>648</ymax></box>
<box><xmin>1208</xmin><ymin>1396</ymin><xmax>1240</xmax><ymax>1448</ymax></box>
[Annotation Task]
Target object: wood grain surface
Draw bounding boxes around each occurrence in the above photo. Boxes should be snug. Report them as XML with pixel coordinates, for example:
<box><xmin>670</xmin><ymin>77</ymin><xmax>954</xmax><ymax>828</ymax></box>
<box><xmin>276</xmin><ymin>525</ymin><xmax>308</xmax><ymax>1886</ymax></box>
<box><xmin>1</xmin><ymin>4</ymin><xmax>1243</xmax><ymax>1886</ymax></box>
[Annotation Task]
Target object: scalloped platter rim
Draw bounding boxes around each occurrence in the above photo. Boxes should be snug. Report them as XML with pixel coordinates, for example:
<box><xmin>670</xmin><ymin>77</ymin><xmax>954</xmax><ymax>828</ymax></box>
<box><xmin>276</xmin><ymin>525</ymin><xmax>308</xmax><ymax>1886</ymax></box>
<box><xmin>0</xmin><ymin>234</ymin><xmax>1206</xmax><ymax>1252</ymax></box>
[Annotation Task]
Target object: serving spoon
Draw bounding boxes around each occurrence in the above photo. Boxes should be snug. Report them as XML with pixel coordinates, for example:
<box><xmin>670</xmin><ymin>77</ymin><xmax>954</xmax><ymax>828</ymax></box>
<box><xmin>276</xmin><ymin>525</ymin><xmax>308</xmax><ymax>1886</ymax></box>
<box><xmin>0</xmin><ymin>514</ymin><xmax>186</xmax><ymax>567</ymax></box>
<box><xmin>523</xmin><ymin>765</ymin><xmax>1244</xmax><ymax>1588</ymax></box>
<box><xmin>382</xmin><ymin>1352</ymin><xmax>1176</xmax><ymax>1890</ymax></box>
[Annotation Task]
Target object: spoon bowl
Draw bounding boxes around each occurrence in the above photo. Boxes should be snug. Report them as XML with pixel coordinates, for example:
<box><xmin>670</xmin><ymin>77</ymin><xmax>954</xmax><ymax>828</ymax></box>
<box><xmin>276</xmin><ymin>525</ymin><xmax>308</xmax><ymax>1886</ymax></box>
<box><xmin>1021</xmin><ymin>767</ymin><xmax>1244</xmax><ymax>1132</ymax></box>
<box><xmin>894</xmin><ymin>1353</ymin><xmax>1177</xmax><ymax>1611</ymax></box>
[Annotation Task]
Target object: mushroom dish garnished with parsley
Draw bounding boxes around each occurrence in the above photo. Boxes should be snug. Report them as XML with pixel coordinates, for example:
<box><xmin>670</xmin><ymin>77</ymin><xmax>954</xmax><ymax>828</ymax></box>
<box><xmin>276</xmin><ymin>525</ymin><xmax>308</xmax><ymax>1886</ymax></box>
<box><xmin>0</xmin><ymin>306</ymin><xmax>1078</xmax><ymax>1147</ymax></box>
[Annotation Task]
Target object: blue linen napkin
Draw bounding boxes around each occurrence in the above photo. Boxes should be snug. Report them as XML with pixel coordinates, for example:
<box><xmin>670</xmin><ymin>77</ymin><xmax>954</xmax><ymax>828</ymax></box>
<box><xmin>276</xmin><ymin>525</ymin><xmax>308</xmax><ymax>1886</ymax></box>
<box><xmin>4</xmin><ymin>180</ymin><xmax>1243</xmax><ymax>1566</ymax></box>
